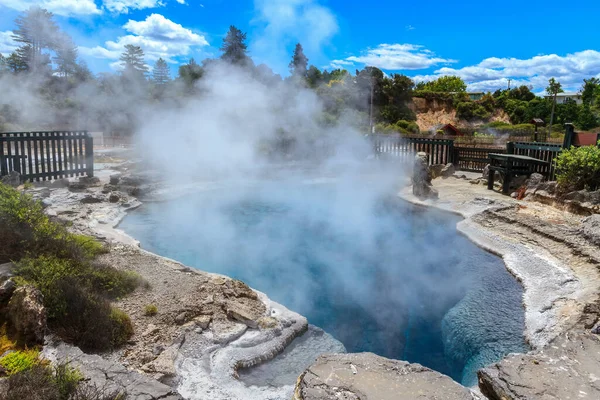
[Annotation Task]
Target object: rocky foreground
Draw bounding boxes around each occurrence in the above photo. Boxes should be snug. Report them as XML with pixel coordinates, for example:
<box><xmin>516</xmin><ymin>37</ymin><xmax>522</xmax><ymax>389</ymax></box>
<box><xmin>3</xmin><ymin>150</ymin><xmax>600</xmax><ymax>400</ymax></box>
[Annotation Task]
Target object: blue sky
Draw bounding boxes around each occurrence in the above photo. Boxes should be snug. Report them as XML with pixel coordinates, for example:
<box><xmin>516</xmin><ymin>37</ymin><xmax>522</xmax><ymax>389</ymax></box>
<box><xmin>0</xmin><ymin>0</ymin><xmax>599</xmax><ymax>92</ymax></box>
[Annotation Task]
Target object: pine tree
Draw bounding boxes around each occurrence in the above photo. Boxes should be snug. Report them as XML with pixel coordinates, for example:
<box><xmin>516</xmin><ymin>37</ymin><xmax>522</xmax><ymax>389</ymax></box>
<box><xmin>119</xmin><ymin>44</ymin><xmax>149</xmax><ymax>77</ymax></box>
<box><xmin>12</xmin><ymin>6</ymin><xmax>59</xmax><ymax>74</ymax></box>
<box><xmin>220</xmin><ymin>26</ymin><xmax>249</xmax><ymax>65</ymax></box>
<box><xmin>53</xmin><ymin>34</ymin><xmax>78</xmax><ymax>77</ymax></box>
<box><xmin>289</xmin><ymin>43</ymin><xmax>308</xmax><ymax>77</ymax></box>
<box><xmin>6</xmin><ymin>50</ymin><xmax>29</xmax><ymax>73</ymax></box>
<box><xmin>0</xmin><ymin>54</ymin><xmax>8</xmax><ymax>75</ymax></box>
<box><xmin>153</xmin><ymin>58</ymin><xmax>170</xmax><ymax>85</ymax></box>
<box><xmin>178</xmin><ymin>58</ymin><xmax>203</xmax><ymax>89</ymax></box>
<box><xmin>578</xmin><ymin>104</ymin><xmax>599</xmax><ymax>131</ymax></box>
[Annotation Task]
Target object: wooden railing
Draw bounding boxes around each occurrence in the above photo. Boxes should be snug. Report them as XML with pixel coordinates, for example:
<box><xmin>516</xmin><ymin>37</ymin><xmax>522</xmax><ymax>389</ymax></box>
<box><xmin>0</xmin><ymin>131</ymin><xmax>93</xmax><ymax>183</ymax></box>
<box><xmin>508</xmin><ymin>142</ymin><xmax>562</xmax><ymax>180</ymax></box>
<box><xmin>369</xmin><ymin>134</ymin><xmax>454</xmax><ymax>165</ymax></box>
<box><xmin>453</xmin><ymin>147</ymin><xmax>505</xmax><ymax>172</ymax></box>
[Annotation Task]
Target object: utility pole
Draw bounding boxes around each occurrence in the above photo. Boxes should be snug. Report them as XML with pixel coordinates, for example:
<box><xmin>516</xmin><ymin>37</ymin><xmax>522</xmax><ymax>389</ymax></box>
<box><xmin>370</xmin><ymin>77</ymin><xmax>374</xmax><ymax>134</ymax></box>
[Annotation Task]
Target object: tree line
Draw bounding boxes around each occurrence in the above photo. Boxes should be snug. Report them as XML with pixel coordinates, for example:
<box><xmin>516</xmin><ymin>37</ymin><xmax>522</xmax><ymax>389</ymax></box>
<box><xmin>1</xmin><ymin>6</ymin><xmax>599</xmax><ymax>135</ymax></box>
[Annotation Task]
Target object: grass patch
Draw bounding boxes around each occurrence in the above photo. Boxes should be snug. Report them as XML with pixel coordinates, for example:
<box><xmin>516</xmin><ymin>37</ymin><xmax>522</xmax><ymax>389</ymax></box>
<box><xmin>0</xmin><ymin>349</ymin><xmax>40</xmax><ymax>375</ymax></box>
<box><xmin>144</xmin><ymin>304</ymin><xmax>158</xmax><ymax>316</ymax></box>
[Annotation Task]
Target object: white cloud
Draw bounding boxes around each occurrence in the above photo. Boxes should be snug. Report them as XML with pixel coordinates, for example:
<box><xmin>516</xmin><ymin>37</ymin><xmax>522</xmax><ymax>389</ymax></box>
<box><xmin>175</xmin><ymin>0</ymin><xmax>186</xmax><ymax>3</ymax></box>
<box><xmin>413</xmin><ymin>50</ymin><xmax>600</xmax><ymax>92</ymax></box>
<box><xmin>80</xmin><ymin>13</ymin><xmax>208</xmax><ymax>66</ymax></box>
<box><xmin>251</xmin><ymin>0</ymin><xmax>339</xmax><ymax>73</ymax></box>
<box><xmin>334</xmin><ymin>43</ymin><xmax>456</xmax><ymax>71</ymax></box>
<box><xmin>0</xmin><ymin>30</ymin><xmax>18</xmax><ymax>56</ymax></box>
<box><xmin>102</xmin><ymin>0</ymin><xmax>162</xmax><ymax>13</ymax></box>
<box><xmin>405</xmin><ymin>25</ymin><xmax>415</xmax><ymax>31</ymax></box>
<box><xmin>0</xmin><ymin>0</ymin><xmax>101</xmax><ymax>16</ymax></box>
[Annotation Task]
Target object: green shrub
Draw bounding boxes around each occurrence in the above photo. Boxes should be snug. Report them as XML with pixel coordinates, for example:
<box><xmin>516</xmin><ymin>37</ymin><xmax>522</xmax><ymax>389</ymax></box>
<box><xmin>53</xmin><ymin>362</ymin><xmax>83</xmax><ymax>399</ymax></box>
<box><xmin>456</xmin><ymin>101</ymin><xmax>490</xmax><ymax>120</ymax></box>
<box><xmin>144</xmin><ymin>304</ymin><xmax>158</xmax><ymax>316</ymax></box>
<box><xmin>395</xmin><ymin>120</ymin><xmax>420</xmax><ymax>134</ymax></box>
<box><xmin>6</xmin><ymin>362</ymin><xmax>122</xmax><ymax>400</ymax></box>
<box><xmin>555</xmin><ymin>143</ymin><xmax>600</xmax><ymax>192</ymax></box>
<box><xmin>485</xmin><ymin>121</ymin><xmax>511</xmax><ymax>128</ymax></box>
<box><xmin>109</xmin><ymin>308</ymin><xmax>134</xmax><ymax>347</ymax></box>
<box><xmin>0</xmin><ymin>183</ymin><xmax>106</xmax><ymax>264</ymax></box>
<box><xmin>0</xmin><ymin>349</ymin><xmax>40</xmax><ymax>375</ymax></box>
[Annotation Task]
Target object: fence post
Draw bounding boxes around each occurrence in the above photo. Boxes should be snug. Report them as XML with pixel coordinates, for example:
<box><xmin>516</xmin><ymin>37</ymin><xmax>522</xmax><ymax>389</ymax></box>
<box><xmin>563</xmin><ymin>123</ymin><xmax>575</xmax><ymax>149</ymax></box>
<box><xmin>506</xmin><ymin>142</ymin><xmax>515</xmax><ymax>154</ymax></box>
<box><xmin>84</xmin><ymin>132</ymin><xmax>94</xmax><ymax>178</ymax></box>
<box><xmin>448</xmin><ymin>140</ymin><xmax>455</xmax><ymax>164</ymax></box>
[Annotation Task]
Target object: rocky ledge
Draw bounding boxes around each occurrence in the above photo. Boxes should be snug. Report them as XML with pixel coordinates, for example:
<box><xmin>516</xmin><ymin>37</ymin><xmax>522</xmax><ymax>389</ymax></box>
<box><xmin>293</xmin><ymin>353</ymin><xmax>479</xmax><ymax>400</ymax></box>
<box><xmin>479</xmin><ymin>331</ymin><xmax>600</xmax><ymax>400</ymax></box>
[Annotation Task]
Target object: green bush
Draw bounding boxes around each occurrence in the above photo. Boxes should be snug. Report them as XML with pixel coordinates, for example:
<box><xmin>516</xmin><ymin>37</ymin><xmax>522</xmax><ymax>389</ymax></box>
<box><xmin>144</xmin><ymin>304</ymin><xmax>158</xmax><ymax>316</ymax></box>
<box><xmin>0</xmin><ymin>183</ymin><xmax>142</xmax><ymax>351</ymax></box>
<box><xmin>485</xmin><ymin>121</ymin><xmax>511</xmax><ymax>128</ymax></box>
<box><xmin>6</xmin><ymin>362</ymin><xmax>122</xmax><ymax>400</ymax></box>
<box><xmin>0</xmin><ymin>349</ymin><xmax>40</xmax><ymax>375</ymax></box>
<box><xmin>456</xmin><ymin>101</ymin><xmax>490</xmax><ymax>120</ymax></box>
<box><xmin>395</xmin><ymin>120</ymin><xmax>420</xmax><ymax>134</ymax></box>
<box><xmin>0</xmin><ymin>183</ymin><xmax>106</xmax><ymax>264</ymax></box>
<box><xmin>109</xmin><ymin>308</ymin><xmax>134</xmax><ymax>347</ymax></box>
<box><xmin>555</xmin><ymin>143</ymin><xmax>600</xmax><ymax>192</ymax></box>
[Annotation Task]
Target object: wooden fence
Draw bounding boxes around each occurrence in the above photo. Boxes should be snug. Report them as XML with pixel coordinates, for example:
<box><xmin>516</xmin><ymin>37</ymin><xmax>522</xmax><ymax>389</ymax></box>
<box><xmin>370</xmin><ymin>134</ymin><xmax>454</xmax><ymax>165</ymax></box>
<box><xmin>508</xmin><ymin>142</ymin><xmax>562</xmax><ymax>180</ymax></box>
<box><xmin>453</xmin><ymin>146</ymin><xmax>505</xmax><ymax>172</ymax></box>
<box><xmin>0</xmin><ymin>131</ymin><xmax>93</xmax><ymax>183</ymax></box>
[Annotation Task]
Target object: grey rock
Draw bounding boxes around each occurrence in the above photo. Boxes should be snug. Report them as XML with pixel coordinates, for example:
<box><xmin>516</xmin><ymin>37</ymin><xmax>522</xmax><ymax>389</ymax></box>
<box><xmin>174</xmin><ymin>312</ymin><xmax>188</xmax><ymax>325</ymax></box>
<box><xmin>412</xmin><ymin>152</ymin><xmax>439</xmax><ymax>200</ymax></box>
<box><xmin>50</xmin><ymin>178</ymin><xmax>70</xmax><ymax>188</ymax></box>
<box><xmin>81</xmin><ymin>195</ymin><xmax>104</xmax><ymax>204</ymax></box>
<box><xmin>429</xmin><ymin>164</ymin><xmax>445</xmax><ymax>179</ymax></box>
<box><xmin>1</xmin><ymin>171</ymin><xmax>21</xmax><ymax>187</ymax></box>
<box><xmin>441</xmin><ymin>163</ymin><xmax>456</xmax><ymax>178</ymax></box>
<box><xmin>527</xmin><ymin>172</ymin><xmax>544</xmax><ymax>188</ymax></box>
<box><xmin>193</xmin><ymin>315</ymin><xmax>211</xmax><ymax>330</ymax></box>
<box><xmin>0</xmin><ymin>278</ymin><xmax>16</xmax><ymax>305</ymax></box>
<box><xmin>108</xmin><ymin>193</ymin><xmax>121</xmax><ymax>203</ymax></box>
<box><xmin>0</xmin><ymin>263</ymin><xmax>15</xmax><ymax>281</ymax></box>
<box><xmin>478</xmin><ymin>332</ymin><xmax>600</xmax><ymax>400</ymax></box>
<box><xmin>109</xmin><ymin>173</ymin><xmax>121</xmax><ymax>185</ymax></box>
<box><xmin>482</xmin><ymin>164</ymin><xmax>502</xmax><ymax>182</ymax></box>
<box><xmin>44</xmin><ymin>342</ymin><xmax>182</xmax><ymax>400</ymax></box>
<box><xmin>294</xmin><ymin>353</ymin><xmax>475</xmax><ymax>400</ymax></box>
<box><xmin>7</xmin><ymin>286</ymin><xmax>47</xmax><ymax>345</ymax></box>
<box><xmin>580</xmin><ymin>214</ymin><xmax>600</xmax><ymax>247</ymax></box>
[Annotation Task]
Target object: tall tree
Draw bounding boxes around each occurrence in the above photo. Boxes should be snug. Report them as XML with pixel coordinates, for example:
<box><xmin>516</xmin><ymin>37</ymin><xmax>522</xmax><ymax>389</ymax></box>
<box><xmin>578</xmin><ymin>104</ymin><xmax>599</xmax><ymax>130</ymax></box>
<box><xmin>0</xmin><ymin>54</ymin><xmax>8</xmax><ymax>75</ymax></box>
<box><xmin>152</xmin><ymin>58</ymin><xmax>170</xmax><ymax>85</ymax></box>
<box><xmin>53</xmin><ymin>34</ymin><xmax>78</xmax><ymax>77</ymax></box>
<box><xmin>289</xmin><ymin>43</ymin><xmax>308</xmax><ymax>77</ymax></box>
<box><xmin>546</xmin><ymin>77</ymin><xmax>563</xmax><ymax>132</ymax></box>
<box><xmin>581</xmin><ymin>78</ymin><xmax>600</xmax><ymax>105</ymax></box>
<box><xmin>12</xmin><ymin>6</ymin><xmax>59</xmax><ymax>74</ymax></box>
<box><xmin>119</xmin><ymin>44</ymin><xmax>149</xmax><ymax>77</ymax></box>
<box><xmin>178</xmin><ymin>58</ymin><xmax>203</xmax><ymax>91</ymax></box>
<box><xmin>220</xmin><ymin>26</ymin><xmax>249</xmax><ymax>65</ymax></box>
<box><xmin>415</xmin><ymin>75</ymin><xmax>466</xmax><ymax>92</ymax></box>
<box><xmin>306</xmin><ymin>65</ymin><xmax>322</xmax><ymax>88</ymax></box>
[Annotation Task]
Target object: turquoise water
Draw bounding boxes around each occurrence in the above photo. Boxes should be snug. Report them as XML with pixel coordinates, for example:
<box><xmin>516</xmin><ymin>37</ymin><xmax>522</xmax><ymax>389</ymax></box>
<box><xmin>120</xmin><ymin>180</ymin><xmax>527</xmax><ymax>386</ymax></box>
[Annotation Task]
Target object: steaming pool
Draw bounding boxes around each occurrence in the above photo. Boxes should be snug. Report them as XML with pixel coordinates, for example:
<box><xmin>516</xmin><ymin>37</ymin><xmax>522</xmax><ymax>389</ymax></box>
<box><xmin>120</xmin><ymin>178</ymin><xmax>528</xmax><ymax>387</ymax></box>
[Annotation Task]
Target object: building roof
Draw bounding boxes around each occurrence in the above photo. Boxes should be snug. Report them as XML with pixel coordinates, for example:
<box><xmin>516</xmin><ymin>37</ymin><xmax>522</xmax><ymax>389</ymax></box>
<box><xmin>544</xmin><ymin>92</ymin><xmax>581</xmax><ymax>97</ymax></box>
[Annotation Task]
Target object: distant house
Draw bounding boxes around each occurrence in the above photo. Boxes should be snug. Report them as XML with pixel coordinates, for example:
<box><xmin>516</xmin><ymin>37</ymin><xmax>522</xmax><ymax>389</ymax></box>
<box><xmin>440</xmin><ymin>124</ymin><xmax>463</xmax><ymax>136</ymax></box>
<box><xmin>544</xmin><ymin>92</ymin><xmax>583</xmax><ymax>105</ymax></box>
<box><xmin>467</xmin><ymin>92</ymin><xmax>485</xmax><ymax>101</ymax></box>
